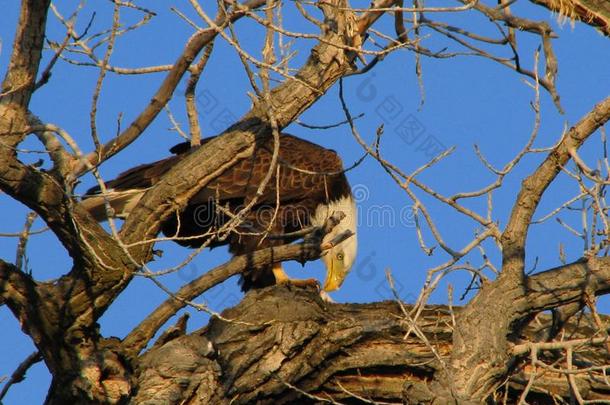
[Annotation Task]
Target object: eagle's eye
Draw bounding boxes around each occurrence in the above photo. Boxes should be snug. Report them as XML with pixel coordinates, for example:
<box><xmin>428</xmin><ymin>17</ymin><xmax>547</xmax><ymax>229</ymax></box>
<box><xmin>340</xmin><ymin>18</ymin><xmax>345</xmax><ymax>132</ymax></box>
<box><xmin>336</xmin><ymin>252</ymin><xmax>344</xmax><ymax>261</ymax></box>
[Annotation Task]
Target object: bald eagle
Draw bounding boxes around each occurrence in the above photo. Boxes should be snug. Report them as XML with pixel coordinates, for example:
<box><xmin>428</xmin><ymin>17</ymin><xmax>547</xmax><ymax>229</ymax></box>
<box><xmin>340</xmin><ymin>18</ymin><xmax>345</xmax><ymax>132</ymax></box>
<box><xmin>81</xmin><ymin>134</ymin><xmax>357</xmax><ymax>292</ymax></box>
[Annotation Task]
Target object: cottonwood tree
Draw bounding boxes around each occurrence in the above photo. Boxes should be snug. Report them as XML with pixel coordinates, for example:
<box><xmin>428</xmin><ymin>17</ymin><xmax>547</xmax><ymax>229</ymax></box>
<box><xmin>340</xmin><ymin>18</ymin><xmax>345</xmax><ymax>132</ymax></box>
<box><xmin>1</xmin><ymin>1</ymin><xmax>610</xmax><ymax>404</ymax></box>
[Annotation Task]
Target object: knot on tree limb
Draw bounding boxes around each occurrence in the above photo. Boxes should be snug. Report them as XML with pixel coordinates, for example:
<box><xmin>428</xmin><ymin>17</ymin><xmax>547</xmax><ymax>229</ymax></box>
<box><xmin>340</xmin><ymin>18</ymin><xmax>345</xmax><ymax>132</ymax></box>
<box><xmin>135</xmin><ymin>334</ymin><xmax>221</xmax><ymax>405</ymax></box>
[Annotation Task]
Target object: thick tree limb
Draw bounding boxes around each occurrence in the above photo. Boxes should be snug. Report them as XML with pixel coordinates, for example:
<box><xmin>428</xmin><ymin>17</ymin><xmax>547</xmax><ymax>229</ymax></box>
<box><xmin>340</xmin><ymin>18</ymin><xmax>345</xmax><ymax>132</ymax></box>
<box><xmin>131</xmin><ymin>286</ymin><xmax>610</xmax><ymax>404</ymax></box>
<box><xmin>0</xmin><ymin>0</ymin><xmax>51</xmax><ymax>142</ymax></box>
<box><xmin>0</xmin><ymin>259</ymin><xmax>92</xmax><ymax>377</ymax></box>
<box><xmin>0</xmin><ymin>156</ymin><xmax>121</xmax><ymax>266</ymax></box>
<box><xmin>22</xmin><ymin>256</ymin><xmax>610</xmax><ymax>404</ymax></box>
<box><xmin>524</xmin><ymin>256</ymin><xmax>610</xmax><ymax>312</ymax></box>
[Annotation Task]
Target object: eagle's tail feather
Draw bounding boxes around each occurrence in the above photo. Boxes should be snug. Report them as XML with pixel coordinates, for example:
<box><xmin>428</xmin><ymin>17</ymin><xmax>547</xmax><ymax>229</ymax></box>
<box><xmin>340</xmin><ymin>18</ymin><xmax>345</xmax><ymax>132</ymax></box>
<box><xmin>80</xmin><ymin>190</ymin><xmax>144</xmax><ymax>221</ymax></box>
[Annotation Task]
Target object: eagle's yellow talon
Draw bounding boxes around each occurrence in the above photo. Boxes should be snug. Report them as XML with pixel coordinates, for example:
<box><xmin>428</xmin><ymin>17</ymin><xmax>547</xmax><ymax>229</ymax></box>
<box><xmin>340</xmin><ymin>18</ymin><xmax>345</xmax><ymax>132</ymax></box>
<box><xmin>272</xmin><ymin>264</ymin><xmax>320</xmax><ymax>289</ymax></box>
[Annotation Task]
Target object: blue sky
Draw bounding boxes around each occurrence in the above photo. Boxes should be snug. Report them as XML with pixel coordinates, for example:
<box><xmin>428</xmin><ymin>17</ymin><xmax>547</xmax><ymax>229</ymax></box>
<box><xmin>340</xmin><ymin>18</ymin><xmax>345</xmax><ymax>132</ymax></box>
<box><xmin>1</xmin><ymin>2</ymin><xmax>609</xmax><ymax>403</ymax></box>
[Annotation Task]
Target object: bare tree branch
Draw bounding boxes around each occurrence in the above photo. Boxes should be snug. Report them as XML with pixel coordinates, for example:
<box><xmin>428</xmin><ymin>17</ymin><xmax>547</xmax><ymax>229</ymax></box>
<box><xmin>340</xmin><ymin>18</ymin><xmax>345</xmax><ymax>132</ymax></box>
<box><xmin>73</xmin><ymin>0</ymin><xmax>267</xmax><ymax>176</ymax></box>
<box><xmin>0</xmin><ymin>351</ymin><xmax>42</xmax><ymax>402</ymax></box>
<box><xmin>501</xmin><ymin>95</ymin><xmax>610</xmax><ymax>280</ymax></box>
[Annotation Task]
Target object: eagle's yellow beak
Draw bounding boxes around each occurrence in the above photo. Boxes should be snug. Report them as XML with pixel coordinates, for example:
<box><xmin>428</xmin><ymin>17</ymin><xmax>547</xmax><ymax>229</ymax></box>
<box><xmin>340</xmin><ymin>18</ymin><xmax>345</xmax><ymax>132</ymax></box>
<box><xmin>322</xmin><ymin>255</ymin><xmax>348</xmax><ymax>292</ymax></box>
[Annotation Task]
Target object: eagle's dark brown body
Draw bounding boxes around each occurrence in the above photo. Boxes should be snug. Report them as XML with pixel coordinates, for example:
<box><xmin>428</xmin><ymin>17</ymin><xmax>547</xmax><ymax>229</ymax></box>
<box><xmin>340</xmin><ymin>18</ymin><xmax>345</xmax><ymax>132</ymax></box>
<box><xmin>82</xmin><ymin>134</ymin><xmax>357</xmax><ymax>291</ymax></box>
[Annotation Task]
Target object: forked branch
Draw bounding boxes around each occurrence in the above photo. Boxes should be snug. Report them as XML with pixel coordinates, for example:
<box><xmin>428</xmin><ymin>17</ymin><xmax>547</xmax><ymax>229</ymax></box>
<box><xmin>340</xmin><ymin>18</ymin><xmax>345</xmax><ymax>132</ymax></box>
<box><xmin>501</xmin><ymin>95</ymin><xmax>610</xmax><ymax>280</ymax></box>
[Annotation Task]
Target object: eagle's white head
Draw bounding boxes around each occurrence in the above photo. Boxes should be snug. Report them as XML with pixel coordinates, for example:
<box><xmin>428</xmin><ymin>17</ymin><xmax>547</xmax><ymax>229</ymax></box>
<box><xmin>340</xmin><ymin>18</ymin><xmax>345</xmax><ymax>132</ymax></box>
<box><xmin>314</xmin><ymin>194</ymin><xmax>358</xmax><ymax>292</ymax></box>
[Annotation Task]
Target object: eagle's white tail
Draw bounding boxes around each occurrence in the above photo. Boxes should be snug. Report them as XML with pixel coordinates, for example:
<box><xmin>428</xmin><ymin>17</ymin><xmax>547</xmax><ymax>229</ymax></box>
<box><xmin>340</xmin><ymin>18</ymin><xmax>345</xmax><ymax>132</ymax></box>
<box><xmin>80</xmin><ymin>190</ymin><xmax>144</xmax><ymax>221</ymax></box>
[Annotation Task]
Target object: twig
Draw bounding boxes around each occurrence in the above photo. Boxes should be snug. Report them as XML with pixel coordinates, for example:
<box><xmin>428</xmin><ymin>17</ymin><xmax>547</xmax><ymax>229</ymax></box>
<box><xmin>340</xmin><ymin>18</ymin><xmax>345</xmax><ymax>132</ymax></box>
<box><xmin>0</xmin><ymin>352</ymin><xmax>42</xmax><ymax>401</ymax></box>
<box><xmin>295</xmin><ymin>113</ymin><xmax>364</xmax><ymax>129</ymax></box>
<box><xmin>15</xmin><ymin>212</ymin><xmax>37</xmax><ymax>272</ymax></box>
<box><xmin>185</xmin><ymin>41</ymin><xmax>215</xmax><ymax>146</ymax></box>
<box><xmin>89</xmin><ymin>0</ymin><xmax>120</xmax><ymax>152</ymax></box>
